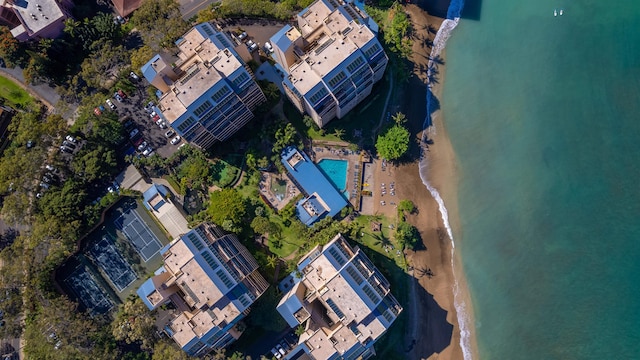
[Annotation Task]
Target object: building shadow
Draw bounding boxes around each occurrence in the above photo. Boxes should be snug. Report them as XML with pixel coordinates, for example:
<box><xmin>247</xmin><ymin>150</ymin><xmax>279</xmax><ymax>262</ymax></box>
<box><xmin>461</xmin><ymin>0</ymin><xmax>482</xmax><ymax>21</ymax></box>
<box><xmin>415</xmin><ymin>0</ymin><xmax>482</xmax><ymax>21</ymax></box>
<box><xmin>357</xmin><ymin>245</ymin><xmax>454</xmax><ymax>359</ymax></box>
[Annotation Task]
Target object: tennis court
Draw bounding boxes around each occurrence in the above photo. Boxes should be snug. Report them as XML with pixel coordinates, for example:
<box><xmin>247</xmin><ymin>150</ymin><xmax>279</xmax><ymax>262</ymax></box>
<box><xmin>114</xmin><ymin>207</ymin><xmax>162</xmax><ymax>262</ymax></box>
<box><xmin>89</xmin><ymin>236</ymin><xmax>138</xmax><ymax>292</ymax></box>
<box><xmin>63</xmin><ymin>265</ymin><xmax>114</xmax><ymax>315</ymax></box>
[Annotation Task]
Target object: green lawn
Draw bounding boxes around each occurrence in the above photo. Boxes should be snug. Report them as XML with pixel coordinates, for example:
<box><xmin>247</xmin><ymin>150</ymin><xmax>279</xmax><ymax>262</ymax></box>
<box><xmin>0</xmin><ymin>75</ymin><xmax>33</xmax><ymax>108</ymax></box>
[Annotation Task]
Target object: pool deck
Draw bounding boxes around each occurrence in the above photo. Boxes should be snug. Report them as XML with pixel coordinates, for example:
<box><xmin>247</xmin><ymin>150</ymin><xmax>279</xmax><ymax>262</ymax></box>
<box><xmin>310</xmin><ymin>144</ymin><xmax>370</xmax><ymax>211</ymax></box>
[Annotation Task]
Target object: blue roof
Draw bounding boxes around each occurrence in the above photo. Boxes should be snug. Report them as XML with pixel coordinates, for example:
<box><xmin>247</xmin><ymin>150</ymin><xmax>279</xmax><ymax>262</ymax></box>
<box><xmin>281</xmin><ymin>147</ymin><xmax>348</xmax><ymax>226</ymax></box>
<box><xmin>141</xmin><ymin>54</ymin><xmax>161</xmax><ymax>83</ymax></box>
<box><xmin>137</xmin><ymin>278</ymin><xmax>157</xmax><ymax>310</ymax></box>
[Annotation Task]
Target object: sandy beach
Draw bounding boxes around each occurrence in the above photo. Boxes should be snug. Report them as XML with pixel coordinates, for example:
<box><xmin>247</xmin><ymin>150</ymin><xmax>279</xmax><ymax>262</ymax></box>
<box><xmin>385</xmin><ymin>5</ymin><xmax>478</xmax><ymax>359</ymax></box>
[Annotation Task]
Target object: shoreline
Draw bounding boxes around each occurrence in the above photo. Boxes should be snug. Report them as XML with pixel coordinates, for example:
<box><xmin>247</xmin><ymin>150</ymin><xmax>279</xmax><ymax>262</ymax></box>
<box><xmin>397</xmin><ymin>5</ymin><xmax>478</xmax><ymax>359</ymax></box>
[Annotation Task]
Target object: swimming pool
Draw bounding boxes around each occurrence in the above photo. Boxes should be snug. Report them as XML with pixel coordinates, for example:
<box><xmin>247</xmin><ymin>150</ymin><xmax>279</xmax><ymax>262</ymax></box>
<box><xmin>317</xmin><ymin>159</ymin><xmax>348</xmax><ymax>193</ymax></box>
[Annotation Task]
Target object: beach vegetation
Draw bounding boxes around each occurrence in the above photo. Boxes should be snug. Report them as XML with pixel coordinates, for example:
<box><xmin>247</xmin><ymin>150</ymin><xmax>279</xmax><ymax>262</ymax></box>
<box><xmin>375</xmin><ymin>124</ymin><xmax>410</xmax><ymax>161</ymax></box>
<box><xmin>395</xmin><ymin>221</ymin><xmax>420</xmax><ymax>250</ymax></box>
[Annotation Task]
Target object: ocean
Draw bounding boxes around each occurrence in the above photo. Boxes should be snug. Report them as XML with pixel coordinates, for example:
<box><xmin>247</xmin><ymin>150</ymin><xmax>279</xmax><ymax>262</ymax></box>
<box><xmin>424</xmin><ymin>0</ymin><xmax>640</xmax><ymax>358</ymax></box>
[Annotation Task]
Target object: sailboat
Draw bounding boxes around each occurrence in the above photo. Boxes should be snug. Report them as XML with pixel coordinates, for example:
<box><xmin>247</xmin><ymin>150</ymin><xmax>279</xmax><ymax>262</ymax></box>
<box><xmin>560</xmin><ymin>9</ymin><xmax>564</xmax><ymax>15</ymax></box>
<box><xmin>554</xmin><ymin>9</ymin><xmax>558</xmax><ymax>17</ymax></box>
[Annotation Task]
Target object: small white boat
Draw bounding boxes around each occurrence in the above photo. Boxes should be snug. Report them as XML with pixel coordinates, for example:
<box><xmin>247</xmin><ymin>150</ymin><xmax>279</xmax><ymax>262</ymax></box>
<box><xmin>554</xmin><ymin>9</ymin><xmax>558</xmax><ymax>17</ymax></box>
<box><xmin>560</xmin><ymin>9</ymin><xmax>564</xmax><ymax>15</ymax></box>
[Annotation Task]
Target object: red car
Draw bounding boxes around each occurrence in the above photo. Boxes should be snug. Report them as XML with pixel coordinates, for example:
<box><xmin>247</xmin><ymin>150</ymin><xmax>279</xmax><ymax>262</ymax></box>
<box><xmin>117</xmin><ymin>89</ymin><xmax>127</xmax><ymax>99</ymax></box>
<box><xmin>94</xmin><ymin>107</ymin><xmax>102</xmax><ymax>116</ymax></box>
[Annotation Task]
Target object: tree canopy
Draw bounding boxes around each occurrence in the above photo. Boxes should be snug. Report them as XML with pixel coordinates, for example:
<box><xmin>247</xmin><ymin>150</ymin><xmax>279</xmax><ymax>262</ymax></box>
<box><xmin>207</xmin><ymin>189</ymin><xmax>247</xmax><ymax>232</ymax></box>
<box><xmin>131</xmin><ymin>0</ymin><xmax>190</xmax><ymax>50</ymax></box>
<box><xmin>375</xmin><ymin>124</ymin><xmax>410</xmax><ymax>161</ymax></box>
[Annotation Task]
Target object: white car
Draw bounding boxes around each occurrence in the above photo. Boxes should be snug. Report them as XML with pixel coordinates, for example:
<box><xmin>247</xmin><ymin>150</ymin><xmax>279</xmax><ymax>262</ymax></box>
<box><xmin>264</xmin><ymin>41</ymin><xmax>273</xmax><ymax>53</ymax></box>
<box><xmin>105</xmin><ymin>99</ymin><xmax>116</xmax><ymax>110</ymax></box>
<box><xmin>130</xmin><ymin>71</ymin><xmax>140</xmax><ymax>81</ymax></box>
<box><xmin>171</xmin><ymin>135</ymin><xmax>181</xmax><ymax>145</ymax></box>
<box><xmin>165</xmin><ymin>129</ymin><xmax>175</xmax><ymax>138</ymax></box>
<box><xmin>65</xmin><ymin>135</ymin><xmax>77</xmax><ymax>143</ymax></box>
<box><xmin>142</xmin><ymin>147</ymin><xmax>153</xmax><ymax>157</ymax></box>
<box><xmin>137</xmin><ymin>141</ymin><xmax>148</xmax><ymax>152</ymax></box>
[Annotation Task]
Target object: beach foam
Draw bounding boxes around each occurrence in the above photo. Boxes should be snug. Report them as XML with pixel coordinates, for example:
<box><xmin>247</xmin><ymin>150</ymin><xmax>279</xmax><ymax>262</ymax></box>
<box><xmin>420</xmin><ymin>12</ymin><xmax>474</xmax><ymax>360</ymax></box>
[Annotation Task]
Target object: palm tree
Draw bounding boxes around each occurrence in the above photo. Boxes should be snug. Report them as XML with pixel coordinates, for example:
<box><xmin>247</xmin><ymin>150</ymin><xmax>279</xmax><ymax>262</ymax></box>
<box><xmin>333</xmin><ymin>128</ymin><xmax>345</xmax><ymax>139</ymax></box>
<box><xmin>392</xmin><ymin>112</ymin><xmax>407</xmax><ymax>125</ymax></box>
<box><xmin>267</xmin><ymin>255</ymin><xmax>279</xmax><ymax>269</ymax></box>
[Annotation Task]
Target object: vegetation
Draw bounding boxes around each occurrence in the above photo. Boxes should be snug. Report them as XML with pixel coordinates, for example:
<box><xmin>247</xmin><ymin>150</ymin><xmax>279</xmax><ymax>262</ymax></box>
<box><xmin>130</xmin><ymin>0</ymin><xmax>190</xmax><ymax>51</ymax></box>
<box><xmin>0</xmin><ymin>75</ymin><xmax>33</xmax><ymax>108</ymax></box>
<box><xmin>198</xmin><ymin>0</ymin><xmax>315</xmax><ymax>21</ymax></box>
<box><xmin>207</xmin><ymin>188</ymin><xmax>247</xmax><ymax>233</ymax></box>
<box><xmin>375</xmin><ymin>123</ymin><xmax>410</xmax><ymax>161</ymax></box>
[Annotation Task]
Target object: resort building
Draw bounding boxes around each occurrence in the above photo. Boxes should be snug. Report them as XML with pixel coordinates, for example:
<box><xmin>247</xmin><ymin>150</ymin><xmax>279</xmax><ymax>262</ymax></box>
<box><xmin>137</xmin><ymin>223</ymin><xmax>269</xmax><ymax>357</ymax></box>
<box><xmin>281</xmin><ymin>146</ymin><xmax>348</xmax><ymax>226</ymax></box>
<box><xmin>277</xmin><ymin>234</ymin><xmax>402</xmax><ymax>359</ymax></box>
<box><xmin>0</xmin><ymin>0</ymin><xmax>72</xmax><ymax>41</ymax></box>
<box><xmin>269</xmin><ymin>0</ymin><xmax>388</xmax><ymax>128</ymax></box>
<box><xmin>142</xmin><ymin>23</ymin><xmax>266</xmax><ymax>149</ymax></box>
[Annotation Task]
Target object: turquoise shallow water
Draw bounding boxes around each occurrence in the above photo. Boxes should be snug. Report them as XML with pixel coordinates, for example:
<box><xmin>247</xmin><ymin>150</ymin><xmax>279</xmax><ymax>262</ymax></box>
<box><xmin>441</xmin><ymin>0</ymin><xmax>640</xmax><ymax>358</ymax></box>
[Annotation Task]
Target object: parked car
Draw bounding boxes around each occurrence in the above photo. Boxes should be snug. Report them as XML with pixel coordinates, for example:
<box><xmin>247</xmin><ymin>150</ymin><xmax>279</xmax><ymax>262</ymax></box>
<box><xmin>105</xmin><ymin>99</ymin><xmax>116</xmax><ymax>110</ymax></box>
<box><xmin>158</xmin><ymin>121</ymin><xmax>167</xmax><ymax>129</ymax></box>
<box><xmin>276</xmin><ymin>344</ymin><xmax>286</xmax><ymax>356</ymax></box>
<box><xmin>129</xmin><ymin>129</ymin><xmax>139</xmax><ymax>138</ymax></box>
<box><xmin>142</xmin><ymin>147</ymin><xmax>153</xmax><ymax>157</ymax></box>
<box><xmin>137</xmin><ymin>141</ymin><xmax>148</xmax><ymax>152</ymax></box>
<box><xmin>60</xmin><ymin>146</ymin><xmax>73</xmax><ymax>154</ymax></box>
<box><xmin>62</xmin><ymin>140</ymin><xmax>76</xmax><ymax>149</ymax></box>
<box><xmin>45</xmin><ymin>164</ymin><xmax>55</xmax><ymax>172</ymax></box>
<box><xmin>65</xmin><ymin>135</ymin><xmax>77</xmax><ymax>143</ymax></box>
<box><xmin>171</xmin><ymin>135</ymin><xmax>181</xmax><ymax>145</ymax></box>
<box><xmin>165</xmin><ymin>129</ymin><xmax>175</xmax><ymax>138</ymax></box>
<box><xmin>26</xmin><ymin>140</ymin><xmax>34</xmax><ymax>148</ymax></box>
<box><xmin>133</xmin><ymin>137</ymin><xmax>144</xmax><ymax>147</ymax></box>
<box><xmin>238</xmin><ymin>31</ymin><xmax>248</xmax><ymax>41</ymax></box>
<box><xmin>94</xmin><ymin>107</ymin><xmax>102</xmax><ymax>116</ymax></box>
<box><xmin>117</xmin><ymin>89</ymin><xmax>127</xmax><ymax>99</ymax></box>
<box><xmin>264</xmin><ymin>41</ymin><xmax>273</xmax><ymax>53</ymax></box>
<box><xmin>270</xmin><ymin>348</ymin><xmax>282</xmax><ymax>360</ymax></box>
<box><xmin>114</xmin><ymin>93</ymin><xmax>123</xmax><ymax>103</ymax></box>
<box><xmin>130</xmin><ymin>71</ymin><xmax>140</xmax><ymax>81</ymax></box>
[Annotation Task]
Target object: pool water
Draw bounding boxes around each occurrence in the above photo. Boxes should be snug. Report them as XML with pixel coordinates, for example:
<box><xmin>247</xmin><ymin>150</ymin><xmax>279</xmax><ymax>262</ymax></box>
<box><xmin>317</xmin><ymin>159</ymin><xmax>348</xmax><ymax>193</ymax></box>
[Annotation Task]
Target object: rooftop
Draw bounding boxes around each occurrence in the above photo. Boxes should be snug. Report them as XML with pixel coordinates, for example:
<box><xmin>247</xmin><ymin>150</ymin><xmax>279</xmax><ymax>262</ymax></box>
<box><xmin>281</xmin><ymin>147</ymin><xmax>348</xmax><ymax>226</ymax></box>
<box><xmin>9</xmin><ymin>0</ymin><xmax>64</xmax><ymax>37</ymax></box>
<box><xmin>155</xmin><ymin>26</ymin><xmax>243</xmax><ymax>123</ymax></box>
<box><xmin>277</xmin><ymin>234</ymin><xmax>402</xmax><ymax>359</ymax></box>
<box><xmin>283</xmin><ymin>0</ymin><xmax>376</xmax><ymax>95</ymax></box>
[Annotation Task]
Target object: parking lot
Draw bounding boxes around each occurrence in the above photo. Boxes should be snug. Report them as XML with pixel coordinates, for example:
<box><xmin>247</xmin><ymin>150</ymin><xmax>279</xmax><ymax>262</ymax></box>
<box><xmin>107</xmin><ymin>75</ymin><xmax>182</xmax><ymax>159</ymax></box>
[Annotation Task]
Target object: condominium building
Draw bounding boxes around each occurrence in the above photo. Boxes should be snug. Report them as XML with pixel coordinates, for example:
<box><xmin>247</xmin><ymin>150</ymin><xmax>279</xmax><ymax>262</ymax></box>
<box><xmin>142</xmin><ymin>23</ymin><xmax>266</xmax><ymax>149</ymax></box>
<box><xmin>277</xmin><ymin>234</ymin><xmax>402</xmax><ymax>359</ymax></box>
<box><xmin>270</xmin><ymin>0</ymin><xmax>388</xmax><ymax>128</ymax></box>
<box><xmin>137</xmin><ymin>223</ymin><xmax>269</xmax><ymax>357</ymax></box>
<box><xmin>0</xmin><ymin>0</ymin><xmax>72</xmax><ymax>41</ymax></box>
